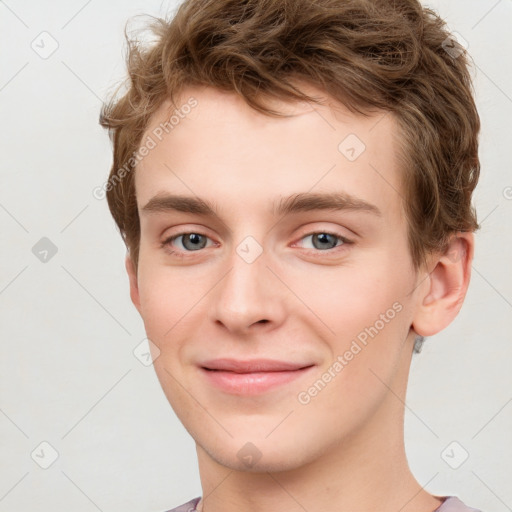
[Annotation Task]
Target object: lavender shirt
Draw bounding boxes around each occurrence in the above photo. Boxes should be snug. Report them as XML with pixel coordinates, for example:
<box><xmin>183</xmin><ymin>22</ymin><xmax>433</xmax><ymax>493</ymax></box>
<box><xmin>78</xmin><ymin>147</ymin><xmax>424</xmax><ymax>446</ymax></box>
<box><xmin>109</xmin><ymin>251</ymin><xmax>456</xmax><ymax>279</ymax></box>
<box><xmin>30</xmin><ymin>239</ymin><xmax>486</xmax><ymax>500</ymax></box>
<box><xmin>164</xmin><ymin>495</ymin><xmax>483</xmax><ymax>512</ymax></box>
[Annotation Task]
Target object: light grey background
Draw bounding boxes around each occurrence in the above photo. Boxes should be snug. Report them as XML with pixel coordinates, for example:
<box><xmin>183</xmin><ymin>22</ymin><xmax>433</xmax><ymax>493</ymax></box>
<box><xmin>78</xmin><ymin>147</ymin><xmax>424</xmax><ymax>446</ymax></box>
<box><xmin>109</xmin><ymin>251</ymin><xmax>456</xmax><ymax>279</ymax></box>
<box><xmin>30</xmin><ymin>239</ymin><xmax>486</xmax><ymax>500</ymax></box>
<box><xmin>1</xmin><ymin>1</ymin><xmax>511</xmax><ymax>511</ymax></box>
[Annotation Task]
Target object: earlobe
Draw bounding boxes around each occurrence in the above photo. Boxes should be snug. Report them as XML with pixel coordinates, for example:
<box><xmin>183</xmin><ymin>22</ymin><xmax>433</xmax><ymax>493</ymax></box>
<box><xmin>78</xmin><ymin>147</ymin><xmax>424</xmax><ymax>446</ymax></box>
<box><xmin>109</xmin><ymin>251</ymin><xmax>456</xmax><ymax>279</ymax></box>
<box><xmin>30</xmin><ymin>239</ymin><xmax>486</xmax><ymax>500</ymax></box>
<box><xmin>411</xmin><ymin>232</ymin><xmax>474</xmax><ymax>338</ymax></box>
<box><xmin>125</xmin><ymin>254</ymin><xmax>142</xmax><ymax>314</ymax></box>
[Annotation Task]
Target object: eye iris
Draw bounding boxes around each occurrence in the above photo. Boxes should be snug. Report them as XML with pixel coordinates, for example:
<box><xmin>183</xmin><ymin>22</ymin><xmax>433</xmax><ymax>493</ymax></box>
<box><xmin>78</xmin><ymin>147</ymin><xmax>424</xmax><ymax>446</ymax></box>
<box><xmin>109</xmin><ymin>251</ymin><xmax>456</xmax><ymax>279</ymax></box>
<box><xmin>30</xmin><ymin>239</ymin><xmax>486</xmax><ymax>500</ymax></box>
<box><xmin>182</xmin><ymin>233</ymin><xmax>206</xmax><ymax>251</ymax></box>
<box><xmin>313</xmin><ymin>233</ymin><xmax>338</xmax><ymax>250</ymax></box>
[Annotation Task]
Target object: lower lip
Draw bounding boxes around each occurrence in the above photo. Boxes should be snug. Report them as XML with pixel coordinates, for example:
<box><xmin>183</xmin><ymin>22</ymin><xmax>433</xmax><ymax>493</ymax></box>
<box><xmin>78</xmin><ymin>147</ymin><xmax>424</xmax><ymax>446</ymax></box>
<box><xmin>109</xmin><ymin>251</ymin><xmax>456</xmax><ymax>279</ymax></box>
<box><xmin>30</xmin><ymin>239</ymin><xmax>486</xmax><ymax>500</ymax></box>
<box><xmin>200</xmin><ymin>366</ymin><xmax>315</xmax><ymax>395</ymax></box>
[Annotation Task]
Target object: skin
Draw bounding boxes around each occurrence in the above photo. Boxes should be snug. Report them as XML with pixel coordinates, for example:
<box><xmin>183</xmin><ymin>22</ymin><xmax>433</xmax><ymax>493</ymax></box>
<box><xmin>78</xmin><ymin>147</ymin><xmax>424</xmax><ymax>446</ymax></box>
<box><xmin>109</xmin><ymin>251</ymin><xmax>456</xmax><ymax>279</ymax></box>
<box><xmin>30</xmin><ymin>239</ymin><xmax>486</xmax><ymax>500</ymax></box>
<box><xmin>126</xmin><ymin>83</ymin><xmax>474</xmax><ymax>512</ymax></box>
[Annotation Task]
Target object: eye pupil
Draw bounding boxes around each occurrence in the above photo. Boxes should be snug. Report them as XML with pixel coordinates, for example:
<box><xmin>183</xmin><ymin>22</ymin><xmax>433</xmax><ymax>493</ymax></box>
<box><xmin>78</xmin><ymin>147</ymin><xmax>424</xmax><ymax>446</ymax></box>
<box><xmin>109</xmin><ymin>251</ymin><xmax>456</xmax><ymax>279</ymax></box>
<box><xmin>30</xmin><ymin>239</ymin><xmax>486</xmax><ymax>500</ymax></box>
<box><xmin>313</xmin><ymin>233</ymin><xmax>338</xmax><ymax>250</ymax></box>
<box><xmin>183</xmin><ymin>233</ymin><xmax>207</xmax><ymax>250</ymax></box>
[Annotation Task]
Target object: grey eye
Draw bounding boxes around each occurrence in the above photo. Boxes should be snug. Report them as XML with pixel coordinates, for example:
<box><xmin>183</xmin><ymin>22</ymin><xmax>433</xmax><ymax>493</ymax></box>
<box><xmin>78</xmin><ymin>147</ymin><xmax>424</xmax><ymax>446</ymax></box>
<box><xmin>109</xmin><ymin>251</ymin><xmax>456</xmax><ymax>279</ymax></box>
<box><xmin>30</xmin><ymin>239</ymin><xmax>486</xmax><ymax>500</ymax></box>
<box><xmin>303</xmin><ymin>233</ymin><xmax>342</xmax><ymax>250</ymax></box>
<box><xmin>179</xmin><ymin>233</ymin><xmax>209</xmax><ymax>251</ymax></box>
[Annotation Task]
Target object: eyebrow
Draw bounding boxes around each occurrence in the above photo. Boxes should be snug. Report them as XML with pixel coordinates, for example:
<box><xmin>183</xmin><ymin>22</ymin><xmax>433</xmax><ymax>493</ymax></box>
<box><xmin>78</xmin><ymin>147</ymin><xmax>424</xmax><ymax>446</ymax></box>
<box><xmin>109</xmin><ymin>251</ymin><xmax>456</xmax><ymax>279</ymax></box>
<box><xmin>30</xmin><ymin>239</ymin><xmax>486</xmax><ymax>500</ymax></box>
<box><xmin>141</xmin><ymin>191</ymin><xmax>382</xmax><ymax>218</ymax></box>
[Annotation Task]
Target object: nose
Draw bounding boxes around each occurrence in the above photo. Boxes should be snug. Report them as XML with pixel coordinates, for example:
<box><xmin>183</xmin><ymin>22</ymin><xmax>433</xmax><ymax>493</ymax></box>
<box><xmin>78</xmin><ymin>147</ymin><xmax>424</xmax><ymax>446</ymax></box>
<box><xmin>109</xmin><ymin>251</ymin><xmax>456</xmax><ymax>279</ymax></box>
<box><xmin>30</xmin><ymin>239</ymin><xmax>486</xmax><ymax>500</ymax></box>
<box><xmin>210</xmin><ymin>244</ymin><xmax>287</xmax><ymax>335</ymax></box>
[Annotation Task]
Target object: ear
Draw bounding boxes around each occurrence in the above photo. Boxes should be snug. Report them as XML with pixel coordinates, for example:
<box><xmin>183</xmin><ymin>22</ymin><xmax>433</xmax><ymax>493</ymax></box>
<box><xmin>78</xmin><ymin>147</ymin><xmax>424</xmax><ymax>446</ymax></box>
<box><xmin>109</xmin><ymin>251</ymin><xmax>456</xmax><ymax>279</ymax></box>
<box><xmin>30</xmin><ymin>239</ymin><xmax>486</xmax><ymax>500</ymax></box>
<box><xmin>411</xmin><ymin>232</ymin><xmax>474</xmax><ymax>337</ymax></box>
<box><xmin>125</xmin><ymin>254</ymin><xmax>141</xmax><ymax>314</ymax></box>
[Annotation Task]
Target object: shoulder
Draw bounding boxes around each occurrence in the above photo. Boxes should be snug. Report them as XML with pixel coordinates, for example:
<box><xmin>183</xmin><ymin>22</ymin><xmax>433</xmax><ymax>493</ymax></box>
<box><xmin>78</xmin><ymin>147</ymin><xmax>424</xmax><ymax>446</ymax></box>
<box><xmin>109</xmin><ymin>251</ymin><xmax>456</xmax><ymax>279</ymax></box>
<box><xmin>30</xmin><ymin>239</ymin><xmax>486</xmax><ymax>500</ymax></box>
<box><xmin>436</xmin><ymin>496</ymin><xmax>484</xmax><ymax>512</ymax></box>
<box><xmin>162</xmin><ymin>496</ymin><xmax>201</xmax><ymax>512</ymax></box>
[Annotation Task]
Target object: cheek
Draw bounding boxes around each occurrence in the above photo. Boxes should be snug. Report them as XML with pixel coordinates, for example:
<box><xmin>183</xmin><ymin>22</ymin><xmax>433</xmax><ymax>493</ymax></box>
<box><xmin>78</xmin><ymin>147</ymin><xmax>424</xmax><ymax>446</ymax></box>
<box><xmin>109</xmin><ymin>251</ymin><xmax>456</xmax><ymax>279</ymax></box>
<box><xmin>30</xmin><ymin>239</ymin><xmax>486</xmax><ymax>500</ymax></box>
<box><xmin>298</xmin><ymin>292</ymin><xmax>410</xmax><ymax>434</ymax></box>
<box><xmin>290</xmin><ymin>258</ymin><xmax>414</xmax><ymax>401</ymax></box>
<box><xmin>135</xmin><ymin>265</ymin><xmax>203</xmax><ymax>410</ymax></box>
<box><xmin>136</xmin><ymin>268</ymin><xmax>188</xmax><ymax>348</ymax></box>
<box><xmin>284</xmin><ymin>259</ymin><xmax>409</xmax><ymax>340</ymax></box>
<box><xmin>136</xmin><ymin>247</ymin><xmax>211</xmax><ymax>334</ymax></box>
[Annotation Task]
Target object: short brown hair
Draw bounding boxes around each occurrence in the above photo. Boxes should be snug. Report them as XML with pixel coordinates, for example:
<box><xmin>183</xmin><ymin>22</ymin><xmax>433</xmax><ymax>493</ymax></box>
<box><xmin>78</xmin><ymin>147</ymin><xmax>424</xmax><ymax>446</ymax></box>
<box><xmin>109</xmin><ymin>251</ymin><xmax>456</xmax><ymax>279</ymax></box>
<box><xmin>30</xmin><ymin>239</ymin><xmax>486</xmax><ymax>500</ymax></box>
<box><xmin>99</xmin><ymin>0</ymin><xmax>480</xmax><ymax>274</ymax></box>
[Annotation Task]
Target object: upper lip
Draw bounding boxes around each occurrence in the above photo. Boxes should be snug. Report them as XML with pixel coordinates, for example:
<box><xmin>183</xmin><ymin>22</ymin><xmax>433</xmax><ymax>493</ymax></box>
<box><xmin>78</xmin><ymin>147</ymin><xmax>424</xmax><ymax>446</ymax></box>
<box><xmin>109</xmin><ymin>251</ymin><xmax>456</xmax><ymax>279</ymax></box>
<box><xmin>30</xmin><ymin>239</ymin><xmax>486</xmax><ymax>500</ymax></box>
<box><xmin>200</xmin><ymin>358</ymin><xmax>314</xmax><ymax>373</ymax></box>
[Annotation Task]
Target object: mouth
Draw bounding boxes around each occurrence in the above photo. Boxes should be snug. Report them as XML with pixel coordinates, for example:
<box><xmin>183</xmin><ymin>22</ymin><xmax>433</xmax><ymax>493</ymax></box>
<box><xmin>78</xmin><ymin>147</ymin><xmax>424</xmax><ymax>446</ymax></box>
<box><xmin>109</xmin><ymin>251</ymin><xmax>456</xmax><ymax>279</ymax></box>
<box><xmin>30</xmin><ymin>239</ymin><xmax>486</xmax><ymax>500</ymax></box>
<box><xmin>199</xmin><ymin>358</ymin><xmax>316</xmax><ymax>395</ymax></box>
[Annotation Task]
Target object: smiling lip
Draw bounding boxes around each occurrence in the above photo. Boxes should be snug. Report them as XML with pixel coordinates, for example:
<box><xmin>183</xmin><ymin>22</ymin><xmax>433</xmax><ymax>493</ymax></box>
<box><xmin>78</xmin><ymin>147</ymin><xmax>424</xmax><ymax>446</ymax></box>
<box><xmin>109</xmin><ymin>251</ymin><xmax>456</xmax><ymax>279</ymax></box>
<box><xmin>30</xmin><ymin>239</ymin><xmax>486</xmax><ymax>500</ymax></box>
<box><xmin>199</xmin><ymin>358</ymin><xmax>315</xmax><ymax>395</ymax></box>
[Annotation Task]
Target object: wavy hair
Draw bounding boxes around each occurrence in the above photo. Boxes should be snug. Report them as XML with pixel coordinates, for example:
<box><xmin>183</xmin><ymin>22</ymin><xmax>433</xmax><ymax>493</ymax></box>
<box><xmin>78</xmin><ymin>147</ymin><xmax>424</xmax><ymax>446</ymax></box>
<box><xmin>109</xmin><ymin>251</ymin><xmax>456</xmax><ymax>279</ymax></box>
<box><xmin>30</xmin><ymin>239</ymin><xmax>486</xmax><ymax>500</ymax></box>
<box><xmin>100</xmin><ymin>0</ymin><xmax>480</xmax><ymax>275</ymax></box>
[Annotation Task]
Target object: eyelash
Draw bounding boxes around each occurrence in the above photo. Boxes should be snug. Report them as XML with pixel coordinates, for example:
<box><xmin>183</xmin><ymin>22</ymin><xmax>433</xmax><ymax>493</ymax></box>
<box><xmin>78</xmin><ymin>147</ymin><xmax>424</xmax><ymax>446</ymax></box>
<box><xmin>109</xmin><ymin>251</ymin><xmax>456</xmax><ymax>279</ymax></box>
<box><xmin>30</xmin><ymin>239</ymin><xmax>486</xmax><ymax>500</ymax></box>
<box><xmin>160</xmin><ymin>230</ymin><xmax>353</xmax><ymax>258</ymax></box>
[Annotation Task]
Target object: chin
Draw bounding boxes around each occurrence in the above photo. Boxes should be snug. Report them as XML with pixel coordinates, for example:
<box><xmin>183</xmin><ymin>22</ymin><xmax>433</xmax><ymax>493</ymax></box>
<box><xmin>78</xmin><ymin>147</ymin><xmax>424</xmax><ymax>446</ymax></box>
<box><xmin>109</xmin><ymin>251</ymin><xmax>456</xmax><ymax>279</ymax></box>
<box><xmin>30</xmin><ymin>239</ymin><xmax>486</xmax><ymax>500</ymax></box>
<box><xmin>198</xmin><ymin>432</ymin><xmax>319</xmax><ymax>473</ymax></box>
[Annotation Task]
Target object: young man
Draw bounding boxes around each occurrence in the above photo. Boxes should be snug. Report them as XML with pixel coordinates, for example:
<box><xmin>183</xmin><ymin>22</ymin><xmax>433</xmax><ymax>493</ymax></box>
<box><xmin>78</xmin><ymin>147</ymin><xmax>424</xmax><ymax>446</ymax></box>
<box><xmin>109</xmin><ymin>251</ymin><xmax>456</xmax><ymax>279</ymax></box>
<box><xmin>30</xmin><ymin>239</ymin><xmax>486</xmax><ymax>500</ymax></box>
<box><xmin>100</xmin><ymin>0</ymin><xmax>483</xmax><ymax>510</ymax></box>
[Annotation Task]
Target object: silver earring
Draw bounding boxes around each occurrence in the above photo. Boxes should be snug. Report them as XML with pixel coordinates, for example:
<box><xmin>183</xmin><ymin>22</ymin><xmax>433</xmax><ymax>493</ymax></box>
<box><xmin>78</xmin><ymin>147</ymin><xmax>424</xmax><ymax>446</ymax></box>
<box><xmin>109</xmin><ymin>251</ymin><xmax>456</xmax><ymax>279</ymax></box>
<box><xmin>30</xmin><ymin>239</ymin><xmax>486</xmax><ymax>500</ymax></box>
<box><xmin>413</xmin><ymin>335</ymin><xmax>425</xmax><ymax>353</ymax></box>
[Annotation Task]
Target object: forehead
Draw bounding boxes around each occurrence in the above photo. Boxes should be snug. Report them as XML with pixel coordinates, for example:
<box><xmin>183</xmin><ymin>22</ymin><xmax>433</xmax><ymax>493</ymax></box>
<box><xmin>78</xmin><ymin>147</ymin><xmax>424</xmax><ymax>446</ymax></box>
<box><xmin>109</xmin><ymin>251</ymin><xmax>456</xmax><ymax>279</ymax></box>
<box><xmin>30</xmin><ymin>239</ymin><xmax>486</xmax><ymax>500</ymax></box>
<box><xmin>135</xmin><ymin>84</ymin><xmax>404</xmax><ymax>222</ymax></box>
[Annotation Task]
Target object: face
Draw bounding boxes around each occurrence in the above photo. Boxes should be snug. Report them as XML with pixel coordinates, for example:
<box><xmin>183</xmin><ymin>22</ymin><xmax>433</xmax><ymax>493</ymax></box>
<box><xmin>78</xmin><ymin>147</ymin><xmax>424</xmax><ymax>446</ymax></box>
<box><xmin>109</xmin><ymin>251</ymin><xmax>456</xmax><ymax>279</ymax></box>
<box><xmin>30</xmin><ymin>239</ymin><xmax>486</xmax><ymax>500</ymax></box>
<box><xmin>129</xmin><ymin>84</ymin><xmax>427</xmax><ymax>472</ymax></box>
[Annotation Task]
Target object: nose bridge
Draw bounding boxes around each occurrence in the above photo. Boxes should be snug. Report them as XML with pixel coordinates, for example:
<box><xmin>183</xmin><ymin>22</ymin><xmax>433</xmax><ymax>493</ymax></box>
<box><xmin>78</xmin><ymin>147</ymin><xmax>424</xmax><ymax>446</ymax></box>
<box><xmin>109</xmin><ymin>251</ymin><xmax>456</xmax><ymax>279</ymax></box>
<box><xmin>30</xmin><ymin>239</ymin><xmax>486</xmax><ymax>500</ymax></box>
<box><xmin>211</xmin><ymin>234</ymin><xmax>284</xmax><ymax>331</ymax></box>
